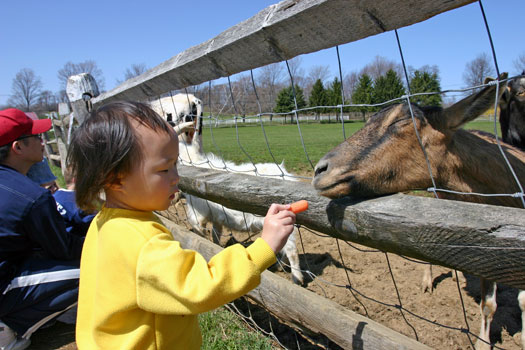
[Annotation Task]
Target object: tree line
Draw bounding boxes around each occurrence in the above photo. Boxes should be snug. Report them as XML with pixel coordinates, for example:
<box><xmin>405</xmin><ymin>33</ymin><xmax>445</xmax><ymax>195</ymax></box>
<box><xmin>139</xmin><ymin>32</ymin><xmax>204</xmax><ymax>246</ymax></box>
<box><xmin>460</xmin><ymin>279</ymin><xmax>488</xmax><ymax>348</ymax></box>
<box><xmin>3</xmin><ymin>52</ymin><xmax>525</xmax><ymax>115</ymax></box>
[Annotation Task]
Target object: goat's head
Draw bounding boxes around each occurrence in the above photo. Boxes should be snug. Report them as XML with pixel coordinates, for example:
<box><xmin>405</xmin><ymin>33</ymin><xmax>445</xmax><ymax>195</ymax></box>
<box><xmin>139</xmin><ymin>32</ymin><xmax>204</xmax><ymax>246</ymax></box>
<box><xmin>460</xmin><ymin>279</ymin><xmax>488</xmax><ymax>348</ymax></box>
<box><xmin>150</xmin><ymin>94</ymin><xmax>203</xmax><ymax>144</ymax></box>
<box><xmin>172</xmin><ymin>94</ymin><xmax>203</xmax><ymax>144</ymax></box>
<box><xmin>494</xmin><ymin>72</ymin><xmax>525</xmax><ymax>149</ymax></box>
<box><xmin>313</xmin><ymin>73</ymin><xmax>509</xmax><ymax>199</ymax></box>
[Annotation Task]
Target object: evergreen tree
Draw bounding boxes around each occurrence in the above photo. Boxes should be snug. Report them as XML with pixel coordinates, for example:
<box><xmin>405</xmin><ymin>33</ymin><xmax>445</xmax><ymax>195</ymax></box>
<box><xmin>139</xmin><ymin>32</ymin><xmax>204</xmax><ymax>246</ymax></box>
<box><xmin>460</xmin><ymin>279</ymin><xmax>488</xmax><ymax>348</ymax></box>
<box><xmin>351</xmin><ymin>74</ymin><xmax>374</xmax><ymax>120</ymax></box>
<box><xmin>327</xmin><ymin>77</ymin><xmax>343</xmax><ymax>121</ymax></box>
<box><xmin>273</xmin><ymin>85</ymin><xmax>306</xmax><ymax>122</ymax></box>
<box><xmin>308</xmin><ymin>79</ymin><xmax>328</xmax><ymax>120</ymax></box>
<box><xmin>409</xmin><ymin>70</ymin><xmax>442</xmax><ymax>107</ymax></box>
<box><xmin>372</xmin><ymin>69</ymin><xmax>405</xmax><ymax>109</ymax></box>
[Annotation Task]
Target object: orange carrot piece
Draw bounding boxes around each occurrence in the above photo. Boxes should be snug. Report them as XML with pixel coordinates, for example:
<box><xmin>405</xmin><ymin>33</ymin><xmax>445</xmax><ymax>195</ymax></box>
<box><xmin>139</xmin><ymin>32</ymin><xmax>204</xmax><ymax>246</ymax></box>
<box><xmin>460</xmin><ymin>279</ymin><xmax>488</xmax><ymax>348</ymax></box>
<box><xmin>289</xmin><ymin>200</ymin><xmax>308</xmax><ymax>214</ymax></box>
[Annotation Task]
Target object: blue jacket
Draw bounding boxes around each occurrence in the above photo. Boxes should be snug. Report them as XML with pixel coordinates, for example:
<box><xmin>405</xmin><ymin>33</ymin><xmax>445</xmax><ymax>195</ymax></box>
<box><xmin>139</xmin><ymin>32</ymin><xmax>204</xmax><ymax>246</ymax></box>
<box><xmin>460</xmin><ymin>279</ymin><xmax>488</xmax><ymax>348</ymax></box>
<box><xmin>53</xmin><ymin>189</ymin><xmax>95</xmax><ymax>237</ymax></box>
<box><xmin>0</xmin><ymin>165</ymin><xmax>84</xmax><ymax>290</ymax></box>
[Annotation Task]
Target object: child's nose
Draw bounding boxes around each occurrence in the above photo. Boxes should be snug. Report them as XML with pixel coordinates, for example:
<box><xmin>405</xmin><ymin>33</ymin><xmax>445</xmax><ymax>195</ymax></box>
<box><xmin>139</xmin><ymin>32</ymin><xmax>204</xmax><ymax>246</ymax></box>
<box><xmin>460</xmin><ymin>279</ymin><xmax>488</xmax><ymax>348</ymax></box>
<box><xmin>171</xmin><ymin>169</ymin><xmax>180</xmax><ymax>185</ymax></box>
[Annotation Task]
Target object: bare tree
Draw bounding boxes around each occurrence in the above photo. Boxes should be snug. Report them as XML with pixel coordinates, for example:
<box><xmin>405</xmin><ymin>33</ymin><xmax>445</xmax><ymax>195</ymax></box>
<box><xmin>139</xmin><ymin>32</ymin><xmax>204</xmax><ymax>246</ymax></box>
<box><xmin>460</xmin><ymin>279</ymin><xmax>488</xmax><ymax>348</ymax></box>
<box><xmin>116</xmin><ymin>63</ymin><xmax>149</xmax><ymax>85</ymax></box>
<box><xmin>55</xmin><ymin>90</ymin><xmax>69</xmax><ymax>104</ymax></box>
<box><xmin>57</xmin><ymin>60</ymin><xmax>105</xmax><ymax>91</ymax></box>
<box><xmin>257</xmin><ymin>63</ymin><xmax>284</xmax><ymax>112</ymax></box>
<box><xmin>8</xmin><ymin>68</ymin><xmax>43</xmax><ymax>111</ymax></box>
<box><xmin>343</xmin><ymin>71</ymin><xmax>360</xmax><ymax>102</ymax></box>
<box><xmin>514</xmin><ymin>52</ymin><xmax>525</xmax><ymax>74</ymax></box>
<box><xmin>307</xmin><ymin>65</ymin><xmax>331</xmax><ymax>84</ymax></box>
<box><xmin>37</xmin><ymin>90</ymin><xmax>57</xmax><ymax>112</ymax></box>
<box><xmin>232</xmin><ymin>74</ymin><xmax>257</xmax><ymax>117</ymax></box>
<box><xmin>462</xmin><ymin>52</ymin><xmax>496</xmax><ymax>91</ymax></box>
<box><xmin>285</xmin><ymin>57</ymin><xmax>305</xmax><ymax>87</ymax></box>
<box><xmin>305</xmin><ymin>65</ymin><xmax>331</xmax><ymax>97</ymax></box>
<box><xmin>360</xmin><ymin>56</ymin><xmax>403</xmax><ymax>82</ymax></box>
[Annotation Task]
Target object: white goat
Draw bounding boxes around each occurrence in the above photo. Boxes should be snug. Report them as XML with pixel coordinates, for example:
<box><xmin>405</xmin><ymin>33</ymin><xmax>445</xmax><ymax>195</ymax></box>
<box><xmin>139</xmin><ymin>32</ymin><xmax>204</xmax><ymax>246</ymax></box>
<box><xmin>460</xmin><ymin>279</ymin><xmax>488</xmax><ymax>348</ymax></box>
<box><xmin>150</xmin><ymin>93</ymin><xmax>203</xmax><ymax>144</ymax></box>
<box><xmin>170</xmin><ymin>100</ymin><xmax>304</xmax><ymax>285</ymax></box>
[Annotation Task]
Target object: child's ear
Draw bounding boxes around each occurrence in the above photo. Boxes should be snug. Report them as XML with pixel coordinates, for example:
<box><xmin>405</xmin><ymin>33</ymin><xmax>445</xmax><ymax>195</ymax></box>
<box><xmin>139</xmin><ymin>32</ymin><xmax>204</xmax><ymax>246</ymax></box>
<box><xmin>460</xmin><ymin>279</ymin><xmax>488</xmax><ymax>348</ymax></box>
<box><xmin>105</xmin><ymin>175</ymin><xmax>124</xmax><ymax>192</ymax></box>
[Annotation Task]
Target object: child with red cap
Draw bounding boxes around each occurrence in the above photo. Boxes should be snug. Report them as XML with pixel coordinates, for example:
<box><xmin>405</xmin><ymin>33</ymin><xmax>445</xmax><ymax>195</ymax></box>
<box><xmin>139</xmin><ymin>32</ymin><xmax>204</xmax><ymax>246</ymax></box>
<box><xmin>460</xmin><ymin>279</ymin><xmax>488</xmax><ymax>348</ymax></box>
<box><xmin>0</xmin><ymin>108</ymin><xmax>84</xmax><ymax>350</ymax></box>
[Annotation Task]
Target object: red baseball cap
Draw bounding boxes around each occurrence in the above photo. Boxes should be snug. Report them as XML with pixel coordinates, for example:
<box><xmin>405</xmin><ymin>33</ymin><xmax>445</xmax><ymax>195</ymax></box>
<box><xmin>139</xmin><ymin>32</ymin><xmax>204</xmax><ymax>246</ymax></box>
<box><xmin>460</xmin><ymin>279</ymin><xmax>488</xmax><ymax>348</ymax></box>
<box><xmin>0</xmin><ymin>108</ymin><xmax>52</xmax><ymax>146</ymax></box>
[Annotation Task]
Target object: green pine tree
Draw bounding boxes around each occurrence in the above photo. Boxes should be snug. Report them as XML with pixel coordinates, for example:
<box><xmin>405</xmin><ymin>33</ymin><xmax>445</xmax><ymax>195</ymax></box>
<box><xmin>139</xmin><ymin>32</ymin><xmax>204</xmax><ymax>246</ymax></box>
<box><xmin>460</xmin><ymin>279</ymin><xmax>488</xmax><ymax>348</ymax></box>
<box><xmin>327</xmin><ymin>77</ymin><xmax>343</xmax><ymax>121</ymax></box>
<box><xmin>409</xmin><ymin>70</ymin><xmax>442</xmax><ymax>107</ymax></box>
<box><xmin>372</xmin><ymin>69</ymin><xmax>406</xmax><ymax>110</ymax></box>
<box><xmin>351</xmin><ymin>74</ymin><xmax>374</xmax><ymax>120</ymax></box>
<box><xmin>308</xmin><ymin>79</ymin><xmax>328</xmax><ymax>119</ymax></box>
<box><xmin>273</xmin><ymin>85</ymin><xmax>306</xmax><ymax>123</ymax></box>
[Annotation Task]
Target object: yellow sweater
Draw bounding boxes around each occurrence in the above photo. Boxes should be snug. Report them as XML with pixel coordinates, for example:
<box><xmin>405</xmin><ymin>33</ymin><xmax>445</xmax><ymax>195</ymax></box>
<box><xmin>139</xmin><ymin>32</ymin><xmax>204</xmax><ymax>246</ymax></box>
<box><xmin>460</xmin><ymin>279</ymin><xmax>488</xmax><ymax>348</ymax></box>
<box><xmin>76</xmin><ymin>207</ymin><xmax>276</xmax><ymax>350</ymax></box>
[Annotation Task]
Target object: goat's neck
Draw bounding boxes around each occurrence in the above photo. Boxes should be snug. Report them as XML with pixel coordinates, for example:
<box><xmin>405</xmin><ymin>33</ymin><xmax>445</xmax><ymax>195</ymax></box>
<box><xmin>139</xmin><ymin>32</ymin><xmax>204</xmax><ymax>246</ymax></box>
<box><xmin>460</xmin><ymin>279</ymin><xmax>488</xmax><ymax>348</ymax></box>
<box><xmin>192</xmin><ymin>130</ymin><xmax>203</xmax><ymax>154</ymax></box>
<box><xmin>436</xmin><ymin>129</ymin><xmax>525</xmax><ymax>207</ymax></box>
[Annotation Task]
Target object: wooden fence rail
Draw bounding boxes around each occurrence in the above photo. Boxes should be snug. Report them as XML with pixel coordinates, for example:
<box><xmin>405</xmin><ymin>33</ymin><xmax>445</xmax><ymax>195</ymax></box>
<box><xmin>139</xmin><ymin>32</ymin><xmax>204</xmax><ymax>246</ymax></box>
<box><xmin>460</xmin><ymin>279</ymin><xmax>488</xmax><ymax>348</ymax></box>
<box><xmin>90</xmin><ymin>0</ymin><xmax>476</xmax><ymax>108</ymax></box>
<box><xmin>177</xmin><ymin>165</ymin><xmax>525</xmax><ymax>290</ymax></box>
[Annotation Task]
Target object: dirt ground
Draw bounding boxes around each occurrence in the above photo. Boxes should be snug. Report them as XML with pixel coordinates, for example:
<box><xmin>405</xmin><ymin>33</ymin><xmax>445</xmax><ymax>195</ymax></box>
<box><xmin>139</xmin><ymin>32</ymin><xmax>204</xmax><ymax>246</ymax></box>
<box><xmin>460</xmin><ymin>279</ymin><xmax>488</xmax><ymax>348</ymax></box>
<box><xmin>30</xmin><ymin>200</ymin><xmax>523</xmax><ymax>350</ymax></box>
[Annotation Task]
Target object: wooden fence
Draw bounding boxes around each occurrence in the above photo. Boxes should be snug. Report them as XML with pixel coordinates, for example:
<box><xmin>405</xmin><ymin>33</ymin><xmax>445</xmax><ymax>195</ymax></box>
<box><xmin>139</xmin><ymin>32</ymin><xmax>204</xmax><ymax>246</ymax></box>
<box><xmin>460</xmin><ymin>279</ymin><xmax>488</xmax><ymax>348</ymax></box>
<box><xmin>177</xmin><ymin>165</ymin><xmax>525</xmax><ymax>290</ymax></box>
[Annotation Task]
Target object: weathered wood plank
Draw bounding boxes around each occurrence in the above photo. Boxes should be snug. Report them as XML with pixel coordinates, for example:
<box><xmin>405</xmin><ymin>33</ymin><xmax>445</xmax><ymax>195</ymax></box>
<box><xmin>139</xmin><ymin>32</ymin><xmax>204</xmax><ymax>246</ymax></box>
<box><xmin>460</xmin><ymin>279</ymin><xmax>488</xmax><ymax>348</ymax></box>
<box><xmin>92</xmin><ymin>0</ymin><xmax>476</xmax><ymax>106</ymax></box>
<box><xmin>159</xmin><ymin>215</ymin><xmax>431</xmax><ymax>350</ymax></box>
<box><xmin>177</xmin><ymin>165</ymin><xmax>525</xmax><ymax>289</ymax></box>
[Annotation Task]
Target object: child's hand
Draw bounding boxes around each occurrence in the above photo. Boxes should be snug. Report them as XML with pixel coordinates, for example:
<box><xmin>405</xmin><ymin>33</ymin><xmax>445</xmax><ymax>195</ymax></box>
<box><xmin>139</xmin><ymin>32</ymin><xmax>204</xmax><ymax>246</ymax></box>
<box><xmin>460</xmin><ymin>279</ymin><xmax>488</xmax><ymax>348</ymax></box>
<box><xmin>261</xmin><ymin>203</ymin><xmax>296</xmax><ymax>254</ymax></box>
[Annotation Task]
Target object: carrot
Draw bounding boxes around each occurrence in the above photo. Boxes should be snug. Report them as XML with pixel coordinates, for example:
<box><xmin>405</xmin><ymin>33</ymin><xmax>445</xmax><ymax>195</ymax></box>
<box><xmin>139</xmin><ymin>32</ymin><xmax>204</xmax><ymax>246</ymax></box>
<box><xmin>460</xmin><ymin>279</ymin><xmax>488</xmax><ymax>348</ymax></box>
<box><xmin>289</xmin><ymin>200</ymin><xmax>308</xmax><ymax>214</ymax></box>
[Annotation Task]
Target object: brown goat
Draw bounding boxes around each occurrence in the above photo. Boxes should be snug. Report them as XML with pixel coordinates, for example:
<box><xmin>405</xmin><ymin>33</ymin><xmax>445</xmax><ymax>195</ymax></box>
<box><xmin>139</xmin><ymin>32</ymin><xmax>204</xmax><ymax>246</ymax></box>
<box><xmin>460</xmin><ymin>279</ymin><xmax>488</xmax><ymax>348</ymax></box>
<box><xmin>312</xmin><ymin>73</ymin><xmax>525</xmax><ymax>349</ymax></box>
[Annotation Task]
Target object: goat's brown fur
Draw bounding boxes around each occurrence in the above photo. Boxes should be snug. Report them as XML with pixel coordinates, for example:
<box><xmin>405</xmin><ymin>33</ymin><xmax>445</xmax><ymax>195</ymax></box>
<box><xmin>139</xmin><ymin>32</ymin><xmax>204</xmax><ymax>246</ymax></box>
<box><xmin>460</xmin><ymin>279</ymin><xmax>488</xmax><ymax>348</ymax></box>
<box><xmin>313</xmin><ymin>74</ymin><xmax>524</xmax><ymax>208</ymax></box>
<box><xmin>313</xmin><ymin>73</ymin><xmax>525</xmax><ymax>349</ymax></box>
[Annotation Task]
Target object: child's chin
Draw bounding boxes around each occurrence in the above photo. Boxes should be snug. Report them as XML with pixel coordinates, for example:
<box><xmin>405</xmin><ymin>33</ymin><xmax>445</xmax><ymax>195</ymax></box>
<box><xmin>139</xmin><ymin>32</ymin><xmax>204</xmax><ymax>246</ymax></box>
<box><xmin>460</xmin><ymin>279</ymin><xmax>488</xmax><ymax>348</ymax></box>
<box><xmin>159</xmin><ymin>202</ymin><xmax>171</xmax><ymax>211</ymax></box>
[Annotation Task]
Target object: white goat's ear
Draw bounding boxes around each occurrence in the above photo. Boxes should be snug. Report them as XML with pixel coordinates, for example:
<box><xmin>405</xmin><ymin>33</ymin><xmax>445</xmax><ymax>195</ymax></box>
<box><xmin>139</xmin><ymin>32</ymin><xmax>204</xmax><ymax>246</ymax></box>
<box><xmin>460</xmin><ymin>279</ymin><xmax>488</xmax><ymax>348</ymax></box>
<box><xmin>439</xmin><ymin>72</ymin><xmax>507</xmax><ymax>131</ymax></box>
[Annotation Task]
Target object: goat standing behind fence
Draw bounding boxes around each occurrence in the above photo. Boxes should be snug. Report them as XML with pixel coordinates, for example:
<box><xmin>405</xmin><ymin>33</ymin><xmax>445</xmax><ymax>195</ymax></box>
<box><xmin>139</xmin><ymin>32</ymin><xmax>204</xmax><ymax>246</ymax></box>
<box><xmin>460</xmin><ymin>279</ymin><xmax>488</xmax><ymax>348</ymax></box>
<box><xmin>312</xmin><ymin>73</ymin><xmax>525</xmax><ymax>350</ymax></box>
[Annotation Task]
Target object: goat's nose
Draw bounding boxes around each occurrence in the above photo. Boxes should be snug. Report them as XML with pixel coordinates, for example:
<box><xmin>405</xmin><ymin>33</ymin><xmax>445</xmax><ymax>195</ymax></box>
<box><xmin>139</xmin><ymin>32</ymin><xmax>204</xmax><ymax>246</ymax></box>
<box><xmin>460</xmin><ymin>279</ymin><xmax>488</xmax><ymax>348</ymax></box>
<box><xmin>314</xmin><ymin>159</ymin><xmax>329</xmax><ymax>178</ymax></box>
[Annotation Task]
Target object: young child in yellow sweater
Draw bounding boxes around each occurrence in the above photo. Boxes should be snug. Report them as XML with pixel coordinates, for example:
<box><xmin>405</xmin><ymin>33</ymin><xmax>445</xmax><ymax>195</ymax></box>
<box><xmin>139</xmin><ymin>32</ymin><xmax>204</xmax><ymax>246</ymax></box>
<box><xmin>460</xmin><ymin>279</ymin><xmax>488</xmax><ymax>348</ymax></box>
<box><xmin>67</xmin><ymin>101</ymin><xmax>296</xmax><ymax>350</ymax></box>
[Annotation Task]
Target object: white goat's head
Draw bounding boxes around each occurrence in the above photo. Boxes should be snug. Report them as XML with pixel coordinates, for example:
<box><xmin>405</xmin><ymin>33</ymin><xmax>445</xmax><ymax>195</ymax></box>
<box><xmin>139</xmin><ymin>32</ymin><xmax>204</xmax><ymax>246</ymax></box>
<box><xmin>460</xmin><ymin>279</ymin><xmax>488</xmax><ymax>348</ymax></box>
<box><xmin>150</xmin><ymin>93</ymin><xmax>203</xmax><ymax>143</ymax></box>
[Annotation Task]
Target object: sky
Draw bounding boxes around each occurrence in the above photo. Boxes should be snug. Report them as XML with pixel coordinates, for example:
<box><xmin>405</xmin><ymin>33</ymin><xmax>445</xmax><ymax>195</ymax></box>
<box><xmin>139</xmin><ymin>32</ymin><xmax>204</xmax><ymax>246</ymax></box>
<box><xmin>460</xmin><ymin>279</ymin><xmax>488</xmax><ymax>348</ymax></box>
<box><xmin>1</xmin><ymin>0</ymin><xmax>524</xmax><ymax>107</ymax></box>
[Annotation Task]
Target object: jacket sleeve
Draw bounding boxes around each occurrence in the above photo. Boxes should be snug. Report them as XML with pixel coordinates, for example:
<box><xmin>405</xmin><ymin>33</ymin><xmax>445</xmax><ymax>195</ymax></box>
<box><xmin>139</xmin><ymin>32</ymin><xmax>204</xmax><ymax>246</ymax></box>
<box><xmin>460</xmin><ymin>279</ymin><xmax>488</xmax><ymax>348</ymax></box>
<box><xmin>23</xmin><ymin>191</ymin><xmax>84</xmax><ymax>260</ymax></box>
<box><xmin>136</xmin><ymin>233</ymin><xmax>276</xmax><ymax>315</ymax></box>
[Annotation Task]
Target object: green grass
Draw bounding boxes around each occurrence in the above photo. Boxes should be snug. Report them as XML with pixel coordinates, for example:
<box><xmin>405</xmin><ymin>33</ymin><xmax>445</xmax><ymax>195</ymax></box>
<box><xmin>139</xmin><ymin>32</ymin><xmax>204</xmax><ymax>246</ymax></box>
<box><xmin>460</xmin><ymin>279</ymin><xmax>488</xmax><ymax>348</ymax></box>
<box><xmin>48</xmin><ymin>161</ymin><xmax>66</xmax><ymax>188</ymax></box>
<box><xmin>199</xmin><ymin>307</ymin><xmax>274</xmax><ymax>350</ymax></box>
<box><xmin>200</xmin><ymin>119</ymin><xmax>498</xmax><ymax>175</ymax></box>
<box><xmin>465</xmin><ymin>120</ymin><xmax>501</xmax><ymax>136</ymax></box>
<box><xmin>202</xmin><ymin>122</ymin><xmax>364</xmax><ymax>175</ymax></box>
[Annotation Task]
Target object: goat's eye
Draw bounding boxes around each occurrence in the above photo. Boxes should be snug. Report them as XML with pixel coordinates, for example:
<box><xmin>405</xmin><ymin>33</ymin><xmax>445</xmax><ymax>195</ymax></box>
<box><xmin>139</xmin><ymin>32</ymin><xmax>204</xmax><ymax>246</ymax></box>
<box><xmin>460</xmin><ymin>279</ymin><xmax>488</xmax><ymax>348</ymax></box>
<box><xmin>388</xmin><ymin>117</ymin><xmax>411</xmax><ymax>129</ymax></box>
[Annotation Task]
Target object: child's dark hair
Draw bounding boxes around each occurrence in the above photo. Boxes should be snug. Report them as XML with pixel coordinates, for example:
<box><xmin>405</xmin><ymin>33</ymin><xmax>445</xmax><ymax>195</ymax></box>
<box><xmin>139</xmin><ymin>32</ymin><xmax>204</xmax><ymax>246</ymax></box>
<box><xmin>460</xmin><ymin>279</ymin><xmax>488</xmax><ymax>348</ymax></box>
<box><xmin>67</xmin><ymin>101</ymin><xmax>172</xmax><ymax>211</ymax></box>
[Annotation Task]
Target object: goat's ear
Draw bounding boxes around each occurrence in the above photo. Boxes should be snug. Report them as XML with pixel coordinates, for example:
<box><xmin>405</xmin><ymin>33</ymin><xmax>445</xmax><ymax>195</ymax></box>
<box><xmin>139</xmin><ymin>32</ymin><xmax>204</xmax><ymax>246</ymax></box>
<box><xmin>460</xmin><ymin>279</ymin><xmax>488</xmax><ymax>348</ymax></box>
<box><xmin>439</xmin><ymin>72</ymin><xmax>508</xmax><ymax>131</ymax></box>
<box><xmin>500</xmin><ymin>85</ymin><xmax>512</xmax><ymax>105</ymax></box>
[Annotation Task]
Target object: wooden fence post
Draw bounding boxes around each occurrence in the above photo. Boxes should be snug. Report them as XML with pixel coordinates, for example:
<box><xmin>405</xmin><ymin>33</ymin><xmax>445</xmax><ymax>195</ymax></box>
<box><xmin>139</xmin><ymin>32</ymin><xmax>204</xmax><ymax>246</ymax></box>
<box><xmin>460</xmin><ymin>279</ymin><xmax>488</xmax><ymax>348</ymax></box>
<box><xmin>46</xmin><ymin>73</ymin><xmax>101</xmax><ymax>173</ymax></box>
<box><xmin>66</xmin><ymin>73</ymin><xmax>99</xmax><ymax>125</ymax></box>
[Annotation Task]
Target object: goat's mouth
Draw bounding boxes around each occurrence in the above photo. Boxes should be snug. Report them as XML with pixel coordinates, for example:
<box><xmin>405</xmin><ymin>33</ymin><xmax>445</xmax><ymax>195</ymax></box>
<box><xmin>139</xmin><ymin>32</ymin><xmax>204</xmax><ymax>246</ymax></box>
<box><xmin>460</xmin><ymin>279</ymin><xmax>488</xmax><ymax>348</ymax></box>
<box><xmin>185</xmin><ymin>129</ymin><xmax>195</xmax><ymax>142</ymax></box>
<box><xmin>313</xmin><ymin>171</ymin><xmax>380</xmax><ymax>199</ymax></box>
<box><xmin>313</xmin><ymin>173</ymin><xmax>357</xmax><ymax>199</ymax></box>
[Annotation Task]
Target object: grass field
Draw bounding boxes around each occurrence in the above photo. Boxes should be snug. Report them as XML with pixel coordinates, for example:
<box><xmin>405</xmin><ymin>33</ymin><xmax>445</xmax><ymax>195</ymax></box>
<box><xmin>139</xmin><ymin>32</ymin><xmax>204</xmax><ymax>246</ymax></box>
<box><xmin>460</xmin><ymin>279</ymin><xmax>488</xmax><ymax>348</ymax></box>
<box><xmin>199</xmin><ymin>308</ymin><xmax>274</xmax><ymax>349</ymax></box>
<box><xmin>199</xmin><ymin>119</ymin><xmax>501</xmax><ymax>175</ymax></box>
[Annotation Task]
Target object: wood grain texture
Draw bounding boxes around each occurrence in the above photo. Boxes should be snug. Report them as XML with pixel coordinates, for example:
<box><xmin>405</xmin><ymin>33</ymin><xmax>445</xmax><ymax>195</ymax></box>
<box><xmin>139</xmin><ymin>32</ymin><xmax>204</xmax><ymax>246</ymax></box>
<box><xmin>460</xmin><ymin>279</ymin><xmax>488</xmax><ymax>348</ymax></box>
<box><xmin>91</xmin><ymin>0</ymin><xmax>476</xmax><ymax>106</ymax></box>
<box><xmin>177</xmin><ymin>165</ymin><xmax>525</xmax><ymax>289</ymax></box>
